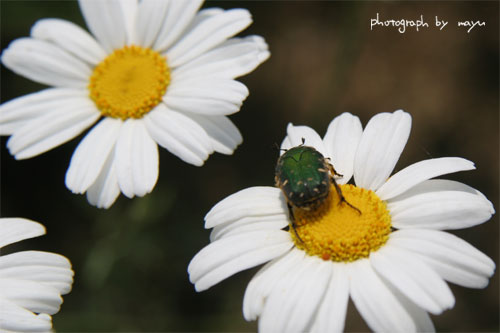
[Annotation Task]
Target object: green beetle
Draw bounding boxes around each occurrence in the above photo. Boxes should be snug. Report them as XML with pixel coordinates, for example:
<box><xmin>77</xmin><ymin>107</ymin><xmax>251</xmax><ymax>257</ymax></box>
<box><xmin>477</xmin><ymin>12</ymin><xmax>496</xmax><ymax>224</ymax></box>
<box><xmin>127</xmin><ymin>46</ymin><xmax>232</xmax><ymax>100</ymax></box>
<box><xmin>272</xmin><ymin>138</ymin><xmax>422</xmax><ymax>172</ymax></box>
<box><xmin>275</xmin><ymin>142</ymin><xmax>360</xmax><ymax>239</ymax></box>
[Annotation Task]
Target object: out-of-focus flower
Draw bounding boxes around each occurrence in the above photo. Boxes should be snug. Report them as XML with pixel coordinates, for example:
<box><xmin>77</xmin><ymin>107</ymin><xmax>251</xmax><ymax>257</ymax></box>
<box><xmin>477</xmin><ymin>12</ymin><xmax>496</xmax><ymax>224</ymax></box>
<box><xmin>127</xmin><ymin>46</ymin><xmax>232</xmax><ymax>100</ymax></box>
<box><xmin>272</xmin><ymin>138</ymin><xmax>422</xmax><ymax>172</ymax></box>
<box><xmin>1</xmin><ymin>0</ymin><xmax>269</xmax><ymax>208</ymax></box>
<box><xmin>0</xmin><ymin>217</ymin><xmax>74</xmax><ymax>332</ymax></box>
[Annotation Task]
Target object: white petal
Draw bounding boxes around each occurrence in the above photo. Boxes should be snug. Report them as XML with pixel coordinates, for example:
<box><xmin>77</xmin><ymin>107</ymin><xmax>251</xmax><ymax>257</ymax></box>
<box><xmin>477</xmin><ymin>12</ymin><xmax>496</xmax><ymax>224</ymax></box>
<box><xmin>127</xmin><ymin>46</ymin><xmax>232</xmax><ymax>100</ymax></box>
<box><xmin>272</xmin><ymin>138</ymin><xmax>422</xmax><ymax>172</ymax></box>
<box><xmin>30</xmin><ymin>18</ymin><xmax>107</xmax><ymax>65</ymax></box>
<box><xmin>115</xmin><ymin>119</ymin><xmax>159</xmax><ymax>198</ymax></box>
<box><xmin>78</xmin><ymin>0</ymin><xmax>133</xmax><ymax>52</ymax></box>
<box><xmin>376</xmin><ymin>157</ymin><xmax>476</xmax><ymax>200</ymax></box>
<box><xmin>133</xmin><ymin>0</ymin><xmax>170</xmax><ymax>47</ymax></box>
<box><xmin>389</xmin><ymin>188</ymin><xmax>493</xmax><ymax>230</ymax></box>
<box><xmin>6</xmin><ymin>99</ymin><xmax>99</xmax><ymax>159</ymax></box>
<box><xmin>164</xmin><ymin>78</ymin><xmax>249</xmax><ymax>116</ymax></box>
<box><xmin>172</xmin><ymin>35</ymin><xmax>270</xmax><ymax>80</ymax></box>
<box><xmin>322</xmin><ymin>112</ymin><xmax>362</xmax><ymax>185</ymax></box>
<box><xmin>349</xmin><ymin>259</ymin><xmax>417</xmax><ymax>332</ymax></box>
<box><xmin>188</xmin><ymin>230</ymin><xmax>293</xmax><ymax>292</ymax></box>
<box><xmin>1</xmin><ymin>38</ymin><xmax>91</xmax><ymax>88</ymax></box>
<box><xmin>243</xmin><ymin>248</ymin><xmax>305</xmax><ymax>321</ymax></box>
<box><xmin>205</xmin><ymin>186</ymin><xmax>287</xmax><ymax>228</ymax></box>
<box><xmin>144</xmin><ymin>104</ymin><xmax>213</xmax><ymax>166</ymax></box>
<box><xmin>119</xmin><ymin>0</ymin><xmax>137</xmax><ymax>42</ymax></box>
<box><xmin>281</xmin><ymin>123</ymin><xmax>327</xmax><ymax>156</ymax></box>
<box><xmin>153</xmin><ymin>0</ymin><xmax>204</xmax><ymax>52</ymax></box>
<box><xmin>259</xmin><ymin>255</ymin><xmax>332</xmax><ymax>333</ymax></box>
<box><xmin>280</xmin><ymin>135</ymin><xmax>293</xmax><ymax>152</ymax></box>
<box><xmin>386</xmin><ymin>281</ymin><xmax>436</xmax><ymax>333</ymax></box>
<box><xmin>0</xmin><ymin>298</ymin><xmax>52</xmax><ymax>332</ymax></box>
<box><xmin>86</xmin><ymin>148</ymin><xmax>120</xmax><ymax>209</ymax></box>
<box><xmin>0</xmin><ymin>88</ymin><xmax>88</xmax><ymax>135</ymax></box>
<box><xmin>0</xmin><ymin>251</ymin><xmax>73</xmax><ymax>295</ymax></box>
<box><xmin>166</xmin><ymin>9</ymin><xmax>252</xmax><ymax>68</ymax></box>
<box><xmin>371</xmin><ymin>244</ymin><xmax>454</xmax><ymax>315</ymax></box>
<box><xmin>354</xmin><ymin>110</ymin><xmax>411</xmax><ymax>190</ymax></box>
<box><xmin>389</xmin><ymin>179</ymin><xmax>494</xmax><ymax>212</ymax></box>
<box><xmin>311</xmin><ymin>263</ymin><xmax>350</xmax><ymax>333</ymax></box>
<box><xmin>182</xmin><ymin>114</ymin><xmax>242</xmax><ymax>155</ymax></box>
<box><xmin>210</xmin><ymin>214</ymin><xmax>288</xmax><ymax>241</ymax></box>
<box><xmin>65</xmin><ymin>117</ymin><xmax>121</xmax><ymax>194</ymax></box>
<box><xmin>0</xmin><ymin>218</ymin><xmax>45</xmax><ymax>249</ymax></box>
<box><xmin>0</xmin><ymin>278</ymin><xmax>62</xmax><ymax>315</ymax></box>
<box><xmin>389</xmin><ymin>229</ymin><xmax>495</xmax><ymax>289</ymax></box>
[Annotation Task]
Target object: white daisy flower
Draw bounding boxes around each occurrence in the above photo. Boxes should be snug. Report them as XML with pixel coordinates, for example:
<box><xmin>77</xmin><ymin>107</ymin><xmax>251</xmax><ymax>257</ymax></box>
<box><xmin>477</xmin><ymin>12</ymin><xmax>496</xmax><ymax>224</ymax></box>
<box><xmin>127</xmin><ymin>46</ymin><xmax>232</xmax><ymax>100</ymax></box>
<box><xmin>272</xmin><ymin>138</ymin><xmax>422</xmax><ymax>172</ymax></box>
<box><xmin>0</xmin><ymin>218</ymin><xmax>74</xmax><ymax>332</ymax></box>
<box><xmin>0</xmin><ymin>0</ymin><xmax>269</xmax><ymax>208</ymax></box>
<box><xmin>188</xmin><ymin>110</ymin><xmax>495</xmax><ymax>332</ymax></box>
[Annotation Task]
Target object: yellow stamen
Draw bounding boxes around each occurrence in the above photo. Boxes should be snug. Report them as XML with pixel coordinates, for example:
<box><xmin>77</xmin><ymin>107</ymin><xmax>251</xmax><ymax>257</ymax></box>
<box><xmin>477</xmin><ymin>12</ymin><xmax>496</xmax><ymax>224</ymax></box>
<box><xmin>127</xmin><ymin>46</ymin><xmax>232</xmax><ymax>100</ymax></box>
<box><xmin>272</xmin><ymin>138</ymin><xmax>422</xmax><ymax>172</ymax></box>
<box><xmin>89</xmin><ymin>45</ymin><xmax>170</xmax><ymax>120</ymax></box>
<box><xmin>291</xmin><ymin>184</ymin><xmax>391</xmax><ymax>262</ymax></box>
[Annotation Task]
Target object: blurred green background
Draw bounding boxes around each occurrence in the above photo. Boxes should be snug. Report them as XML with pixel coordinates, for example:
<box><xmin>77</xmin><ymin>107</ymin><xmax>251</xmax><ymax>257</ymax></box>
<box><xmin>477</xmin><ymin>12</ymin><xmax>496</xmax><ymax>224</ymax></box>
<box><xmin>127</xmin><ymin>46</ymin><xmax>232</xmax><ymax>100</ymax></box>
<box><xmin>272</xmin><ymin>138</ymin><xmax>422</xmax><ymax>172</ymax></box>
<box><xmin>1</xmin><ymin>1</ymin><xmax>498</xmax><ymax>332</ymax></box>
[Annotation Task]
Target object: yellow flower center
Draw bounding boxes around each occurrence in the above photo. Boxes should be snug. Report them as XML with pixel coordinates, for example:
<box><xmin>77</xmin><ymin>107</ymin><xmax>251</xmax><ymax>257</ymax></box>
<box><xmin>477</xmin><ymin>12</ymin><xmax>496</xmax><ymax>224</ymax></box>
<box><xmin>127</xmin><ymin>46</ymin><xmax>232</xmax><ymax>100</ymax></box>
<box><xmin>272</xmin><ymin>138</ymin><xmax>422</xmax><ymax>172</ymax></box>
<box><xmin>291</xmin><ymin>184</ymin><xmax>391</xmax><ymax>262</ymax></box>
<box><xmin>89</xmin><ymin>45</ymin><xmax>170</xmax><ymax>120</ymax></box>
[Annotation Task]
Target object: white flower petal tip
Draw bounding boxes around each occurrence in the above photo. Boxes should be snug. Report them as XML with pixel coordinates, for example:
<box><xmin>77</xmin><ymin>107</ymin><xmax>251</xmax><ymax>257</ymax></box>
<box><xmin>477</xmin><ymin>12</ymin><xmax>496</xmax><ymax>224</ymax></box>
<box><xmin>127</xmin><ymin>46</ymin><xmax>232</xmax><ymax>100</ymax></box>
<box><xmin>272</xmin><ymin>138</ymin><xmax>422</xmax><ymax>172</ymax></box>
<box><xmin>167</xmin><ymin>8</ymin><xmax>253</xmax><ymax>68</ymax></box>
<box><xmin>376</xmin><ymin>157</ymin><xmax>476</xmax><ymax>200</ymax></box>
<box><xmin>281</xmin><ymin>123</ymin><xmax>326</xmax><ymax>155</ymax></box>
<box><xmin>30</xmin><ymin>18</ymin><xmax>107</xmax><ymax>65</ymax></box>
<box><xmin>371</xmin><ymin>246</ymin><xmax>455</xmax><ymax>315</ymax></box>
<box><xmin>85</xmin><ymin>148</ymin><xmax>121</xmax><ymax>209</ymax></box>
<box><xmin>164</xmin><ymin>79</ymin><xmax>249</xmax><ymax>116</ymax></box>
<box><xmin>209</xmin><ymin>214</ymin><xmax>288</xmax><ymax>242</ymax></box>
<box><xmin>0</xmin><ymin>218</ymin><xmax>74</xmax><ymax>332</ymax></box>
<box><xmin>389</xmin><ymin>182</ymin><xmax>495</xmax><ymax>230</ymax></box>
<box><xmin>246</xmin><ymin>35</ymin><xmax>271</xmax><ymax>63</ymax></box>
<box><xmin>354</xmin><ymin>110</ymin><xmax>412</xmax><ymax>190</ymax></box>
<box><xmin>65</xmin><ymin>118</ymin><xmax>121</xmax><ymax>195</ymax></box>
<box><xmin>323</xmin><ymin>112</ymin><xmax>363</xmax><ymax>184</ymax></box>
<box><xmin>389</xmin><ymin>229</ymin><xmax>496</xmax><ymax>289</ymax></box>
<box><xmin>116</xmin><ymin>119</ymin><xmax>159</xmax><ymax>199</ymax></box>
<box><xmin>1</xmin><ymin>38</ymin><xmax>91</xmax><ymax>89</ymax></box>
<box><xmin>180</xmin><ymin>114</ymin><xmax>242</xmax><ymax>156</ymax></box>
<box><xmin>145</xmin><ymin>105</ymin><xmax>213</xmax><ymax>167</ymax></box>
<box><xmin>0</xmin><ymin>218</ymin><xmax>45</xmax><ymax>249</ymax></box>
<box><xmin>188</xmin><ymin>230</ymin><xmax>293</xmax><ymax>292</ymax></box>
<box><xmin>204</xmin><ymin>187</ymin><xmax>286</xmax><ymax>229</ymax></box>
<box><xmin>6</xmin><ymin>100</ymin><xmax>99</xmax><ymax>160</ymax></box>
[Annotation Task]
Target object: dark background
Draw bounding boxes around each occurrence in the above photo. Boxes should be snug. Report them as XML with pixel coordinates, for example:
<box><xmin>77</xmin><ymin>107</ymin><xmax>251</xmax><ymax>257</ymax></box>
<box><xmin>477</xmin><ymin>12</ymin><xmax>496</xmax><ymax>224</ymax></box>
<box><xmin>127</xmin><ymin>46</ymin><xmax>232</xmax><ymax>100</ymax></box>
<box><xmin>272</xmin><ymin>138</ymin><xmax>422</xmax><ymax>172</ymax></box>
<box><xmin>1</xmin><ymin>1</ymin><xmax>498</xmax><ymax>332</ymax></box>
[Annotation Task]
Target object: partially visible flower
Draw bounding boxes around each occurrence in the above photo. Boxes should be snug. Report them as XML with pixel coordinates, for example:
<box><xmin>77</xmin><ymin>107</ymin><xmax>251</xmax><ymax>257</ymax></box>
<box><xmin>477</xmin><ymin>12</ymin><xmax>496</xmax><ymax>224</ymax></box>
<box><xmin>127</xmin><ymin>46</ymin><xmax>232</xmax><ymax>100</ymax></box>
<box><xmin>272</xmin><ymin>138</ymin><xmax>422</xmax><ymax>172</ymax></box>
<box><xmin>0</xmin><ymin>0</ymin><xmax>269</xmax><ymax>208</ymax></box>
<box><xmin>188</xmin><ymin>110</ymin><xmax>495</xmax><ymax>332</ymax></box>
<box><xmin>0</xmin><ymin>218</ymin><xmax>74</xmax><ymax>332</ymax></box>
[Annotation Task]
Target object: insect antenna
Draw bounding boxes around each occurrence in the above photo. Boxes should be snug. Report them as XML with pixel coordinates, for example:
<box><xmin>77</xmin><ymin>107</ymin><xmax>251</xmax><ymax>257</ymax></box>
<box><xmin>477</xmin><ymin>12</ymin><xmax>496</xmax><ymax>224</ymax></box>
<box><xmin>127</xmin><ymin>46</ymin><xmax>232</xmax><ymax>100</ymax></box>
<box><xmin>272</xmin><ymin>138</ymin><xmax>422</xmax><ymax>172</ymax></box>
<box><xmin>272</xmin><ymin>142</ymin><xmax>288</xmax><ymax>153</ymax></box>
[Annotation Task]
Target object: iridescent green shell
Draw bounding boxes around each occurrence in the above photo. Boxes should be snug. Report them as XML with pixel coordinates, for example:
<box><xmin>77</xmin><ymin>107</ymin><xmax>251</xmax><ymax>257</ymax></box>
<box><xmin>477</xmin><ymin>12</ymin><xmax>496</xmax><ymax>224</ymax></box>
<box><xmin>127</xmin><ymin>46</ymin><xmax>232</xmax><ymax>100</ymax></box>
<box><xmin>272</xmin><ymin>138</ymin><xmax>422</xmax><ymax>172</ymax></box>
<box><xmin>275</xmin><ymin>145</ymin><xmax>331</xmax><ymax>208</ymax></box>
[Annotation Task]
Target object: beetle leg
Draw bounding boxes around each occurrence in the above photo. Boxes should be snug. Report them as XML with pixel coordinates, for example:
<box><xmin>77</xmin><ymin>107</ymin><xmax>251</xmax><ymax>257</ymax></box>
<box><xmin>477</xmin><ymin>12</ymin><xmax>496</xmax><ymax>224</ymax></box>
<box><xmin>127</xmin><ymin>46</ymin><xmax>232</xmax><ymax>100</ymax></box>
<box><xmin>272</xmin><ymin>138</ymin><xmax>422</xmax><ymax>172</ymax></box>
<box><xmin>327</xmin><ymin>164</ymin><xmax>362</xmax><ymax>215</ymax></box>
<box><xmin>327</xmin><ymin>161</ymin><xmax>343</xmax><ymax>178</ymax></box>
<box><xmin>331</xmin><ymin>178</ymin><xmax>361</xmax><ymax>214</ymax></box>
<box><xmin>287</xmin><ymin>203</ymin><xmax>303</xmax><ymax>243</ymax></box>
